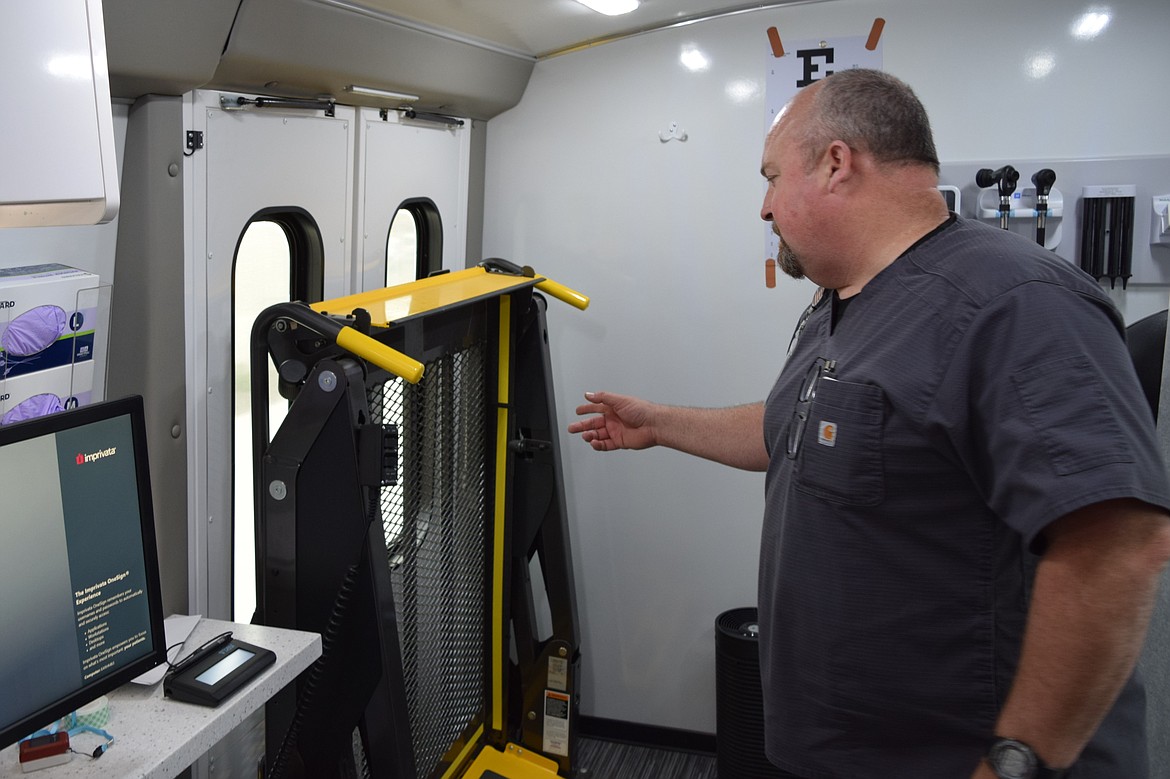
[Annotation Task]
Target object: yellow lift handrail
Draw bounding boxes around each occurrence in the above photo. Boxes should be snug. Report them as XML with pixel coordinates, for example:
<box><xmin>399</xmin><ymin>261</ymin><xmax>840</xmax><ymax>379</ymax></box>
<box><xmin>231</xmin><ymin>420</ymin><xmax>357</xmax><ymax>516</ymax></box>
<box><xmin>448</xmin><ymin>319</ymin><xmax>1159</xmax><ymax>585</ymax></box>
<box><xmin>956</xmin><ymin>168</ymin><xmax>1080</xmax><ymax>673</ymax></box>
<box><xmin>308</xmin><ymin>262</ymin><xmax>588</xmax><ymax>385</ymax></box>
<box><xmin>335</xmin><ymin>325</ymin><xmax>425</xmax><ymax>384</ymax></box>
<box><xmin>534</xmin><ymin>276</ymin><xmax>589</xmax><ymax>311</ymax></box>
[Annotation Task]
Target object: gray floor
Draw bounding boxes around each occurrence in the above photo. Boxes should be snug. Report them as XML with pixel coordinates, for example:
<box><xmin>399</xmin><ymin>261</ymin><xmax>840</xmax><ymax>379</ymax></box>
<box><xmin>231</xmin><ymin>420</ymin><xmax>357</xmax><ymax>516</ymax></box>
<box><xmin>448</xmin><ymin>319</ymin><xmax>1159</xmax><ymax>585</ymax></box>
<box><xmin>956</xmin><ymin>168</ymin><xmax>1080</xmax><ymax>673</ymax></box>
<box><xmin>576</xmin><ymin>738</ymin><xmax>717</xmax><ymax>779</ymax></box>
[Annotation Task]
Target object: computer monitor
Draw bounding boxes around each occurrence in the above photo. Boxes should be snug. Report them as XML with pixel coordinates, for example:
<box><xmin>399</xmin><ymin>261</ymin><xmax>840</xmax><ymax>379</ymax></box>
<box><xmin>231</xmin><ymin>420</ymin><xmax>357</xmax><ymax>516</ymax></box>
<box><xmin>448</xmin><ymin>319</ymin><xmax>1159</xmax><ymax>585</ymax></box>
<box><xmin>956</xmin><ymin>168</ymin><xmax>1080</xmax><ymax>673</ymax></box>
<box><xmin>0</xmin><ymin>395</ymin><xmax>167</xmax><ymax>750</ymax></box>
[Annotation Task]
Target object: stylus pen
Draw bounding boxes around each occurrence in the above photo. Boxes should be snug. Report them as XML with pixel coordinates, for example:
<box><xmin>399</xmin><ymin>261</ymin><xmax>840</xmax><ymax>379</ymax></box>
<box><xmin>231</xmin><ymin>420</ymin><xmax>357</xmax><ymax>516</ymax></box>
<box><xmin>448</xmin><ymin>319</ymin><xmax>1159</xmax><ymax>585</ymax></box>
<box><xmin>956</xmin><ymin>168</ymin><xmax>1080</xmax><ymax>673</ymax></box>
<box><xmin>169</xmin><ymin>632</ymin><xmax>233</xmax><ymax>676</ymax></box>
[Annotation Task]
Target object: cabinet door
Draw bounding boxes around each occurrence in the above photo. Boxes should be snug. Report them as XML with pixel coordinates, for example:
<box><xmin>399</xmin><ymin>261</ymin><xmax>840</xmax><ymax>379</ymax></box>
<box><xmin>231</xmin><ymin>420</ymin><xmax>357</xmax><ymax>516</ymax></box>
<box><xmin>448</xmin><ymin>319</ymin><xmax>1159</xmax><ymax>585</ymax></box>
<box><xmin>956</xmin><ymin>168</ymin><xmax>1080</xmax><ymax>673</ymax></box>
<box><xmin>0</xmin><ymin>0</ymin><xmax>118</xmax><ymax>226</ymax></box>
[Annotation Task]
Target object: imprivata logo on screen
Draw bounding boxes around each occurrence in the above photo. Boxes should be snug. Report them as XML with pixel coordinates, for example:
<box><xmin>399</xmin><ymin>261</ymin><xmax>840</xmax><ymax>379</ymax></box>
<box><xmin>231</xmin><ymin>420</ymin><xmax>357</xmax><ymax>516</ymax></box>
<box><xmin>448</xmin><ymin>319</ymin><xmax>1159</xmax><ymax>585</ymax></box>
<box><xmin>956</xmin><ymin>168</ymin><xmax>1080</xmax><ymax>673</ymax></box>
<box><xmin>76</xmin><ymin>447</ymin><xmax>117</xmax><ymax>465</ymax></box>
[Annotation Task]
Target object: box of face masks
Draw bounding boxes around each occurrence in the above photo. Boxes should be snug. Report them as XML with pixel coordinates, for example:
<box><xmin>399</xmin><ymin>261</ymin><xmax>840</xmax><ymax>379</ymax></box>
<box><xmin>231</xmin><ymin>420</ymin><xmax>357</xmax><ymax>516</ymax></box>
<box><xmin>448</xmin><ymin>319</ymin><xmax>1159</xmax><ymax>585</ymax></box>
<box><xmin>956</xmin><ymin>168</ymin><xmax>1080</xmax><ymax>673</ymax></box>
<box><xmin>0</xmin><ymin>264</ymin><xmax>101</xmax><ymax>381</ymax></box>
<box><xmin>0</xmin><ymin>360</ymin><xmax>95</xmax><ymax>425</ymax></box>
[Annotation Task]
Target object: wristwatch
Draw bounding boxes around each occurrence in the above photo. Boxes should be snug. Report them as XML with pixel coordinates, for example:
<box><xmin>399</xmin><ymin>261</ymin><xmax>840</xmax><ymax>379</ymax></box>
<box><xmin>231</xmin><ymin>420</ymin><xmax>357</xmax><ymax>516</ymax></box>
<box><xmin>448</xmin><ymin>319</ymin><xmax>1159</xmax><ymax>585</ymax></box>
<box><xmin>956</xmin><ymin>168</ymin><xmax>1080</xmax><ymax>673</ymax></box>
<box><xmin>986</xmin><ymin>738</ymin><xmax>1070</xmax><ymax>779</ymax></box>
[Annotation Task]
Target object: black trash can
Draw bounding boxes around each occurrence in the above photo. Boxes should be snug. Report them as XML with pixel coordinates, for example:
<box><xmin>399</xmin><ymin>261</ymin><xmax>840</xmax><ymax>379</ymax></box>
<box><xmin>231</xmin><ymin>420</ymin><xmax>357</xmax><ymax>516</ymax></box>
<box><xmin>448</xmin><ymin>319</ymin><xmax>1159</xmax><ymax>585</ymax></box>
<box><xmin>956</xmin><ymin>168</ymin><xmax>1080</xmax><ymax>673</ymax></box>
<box><xmin>715</xmin><ymin>607</ymin><xmax>782</xmax><ymax>778</ymax></box>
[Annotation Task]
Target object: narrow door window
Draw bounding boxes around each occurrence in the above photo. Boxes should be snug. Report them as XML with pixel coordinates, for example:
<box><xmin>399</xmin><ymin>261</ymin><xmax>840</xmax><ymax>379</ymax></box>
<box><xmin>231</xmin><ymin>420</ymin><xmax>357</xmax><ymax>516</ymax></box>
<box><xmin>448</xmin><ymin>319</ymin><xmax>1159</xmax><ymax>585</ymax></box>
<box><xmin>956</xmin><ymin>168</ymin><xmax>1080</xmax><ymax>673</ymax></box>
<box><xmin>386</xmin><ymin>199</ymin><xmax>443</xmax><ymax>286</ymax></box>
<box><xmin>232</xmin><ymin>211</ymin><xmax>323</xmax><ymax>622</ymax></box>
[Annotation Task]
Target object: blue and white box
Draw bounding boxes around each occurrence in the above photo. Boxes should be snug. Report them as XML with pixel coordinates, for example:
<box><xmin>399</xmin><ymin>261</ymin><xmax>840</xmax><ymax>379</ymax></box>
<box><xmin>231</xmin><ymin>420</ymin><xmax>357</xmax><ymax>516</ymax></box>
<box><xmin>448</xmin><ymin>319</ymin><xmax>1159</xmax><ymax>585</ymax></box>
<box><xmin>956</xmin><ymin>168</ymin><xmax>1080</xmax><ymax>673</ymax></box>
<box><xmin>0</xmin><ymin>360</ymin><xmax>95</xmax><ymax>425</ymax></box>
<box><xmin>0</xmin><ymin>264</ymin><xmax>100</xmax><ymax>381</ymax></box>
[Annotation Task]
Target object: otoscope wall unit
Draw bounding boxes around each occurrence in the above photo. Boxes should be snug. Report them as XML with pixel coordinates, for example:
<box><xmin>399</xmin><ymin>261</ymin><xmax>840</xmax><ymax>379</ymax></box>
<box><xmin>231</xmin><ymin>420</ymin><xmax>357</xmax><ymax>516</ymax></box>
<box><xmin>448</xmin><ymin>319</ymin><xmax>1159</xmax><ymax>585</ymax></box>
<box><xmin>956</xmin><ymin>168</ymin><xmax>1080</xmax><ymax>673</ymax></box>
<box><xmin>940</xmin><ymin>155</ymin><xmax>1170</xmax><ymax>286</ymax></box>
<box><xmin>974</xmin><ymin>181</ymin><xmax>1065</xmax><ymax>251</ymax></box>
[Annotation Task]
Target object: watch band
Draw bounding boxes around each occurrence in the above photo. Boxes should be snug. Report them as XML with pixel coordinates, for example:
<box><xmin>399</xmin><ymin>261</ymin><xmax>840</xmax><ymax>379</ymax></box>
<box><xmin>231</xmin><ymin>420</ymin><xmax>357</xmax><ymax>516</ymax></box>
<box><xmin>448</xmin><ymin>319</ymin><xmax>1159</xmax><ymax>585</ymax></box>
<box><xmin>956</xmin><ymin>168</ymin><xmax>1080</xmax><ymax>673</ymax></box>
<box><xmin>986</xmin><ymin>737</ymin><xmax>1070</xmax><ymax>779</ymax></box>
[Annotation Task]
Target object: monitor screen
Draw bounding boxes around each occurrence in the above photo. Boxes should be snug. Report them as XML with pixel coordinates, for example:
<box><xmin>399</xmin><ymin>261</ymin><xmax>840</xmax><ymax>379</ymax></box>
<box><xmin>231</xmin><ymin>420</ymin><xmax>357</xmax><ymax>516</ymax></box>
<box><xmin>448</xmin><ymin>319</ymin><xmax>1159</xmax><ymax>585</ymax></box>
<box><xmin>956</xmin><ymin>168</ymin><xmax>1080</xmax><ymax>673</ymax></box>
<box><xmin>0</xmin><ymin>395</ymin><xmax>167</xmax><ymax>750</ymax></box>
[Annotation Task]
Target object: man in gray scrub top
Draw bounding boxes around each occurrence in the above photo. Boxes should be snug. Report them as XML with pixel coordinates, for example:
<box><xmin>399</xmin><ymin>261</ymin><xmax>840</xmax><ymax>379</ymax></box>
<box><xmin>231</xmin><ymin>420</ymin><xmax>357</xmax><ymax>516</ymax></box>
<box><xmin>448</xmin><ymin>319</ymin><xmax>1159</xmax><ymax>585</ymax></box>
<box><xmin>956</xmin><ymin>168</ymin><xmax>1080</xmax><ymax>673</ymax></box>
<box><xmin>568</xmin><ymin>69</ymin><xmax>1170</xmax><ymax>779</ymax></box>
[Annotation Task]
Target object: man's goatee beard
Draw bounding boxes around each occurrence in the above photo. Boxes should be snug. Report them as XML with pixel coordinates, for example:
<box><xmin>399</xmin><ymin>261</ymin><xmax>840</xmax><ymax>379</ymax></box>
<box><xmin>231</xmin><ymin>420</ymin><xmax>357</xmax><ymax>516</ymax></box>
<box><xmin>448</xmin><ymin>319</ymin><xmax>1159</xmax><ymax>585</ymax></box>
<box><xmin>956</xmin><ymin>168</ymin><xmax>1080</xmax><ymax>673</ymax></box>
<box><xmin>777</xmin><ymin>240</ymin><xmax>804</xmax><ymax>280</ymax></box>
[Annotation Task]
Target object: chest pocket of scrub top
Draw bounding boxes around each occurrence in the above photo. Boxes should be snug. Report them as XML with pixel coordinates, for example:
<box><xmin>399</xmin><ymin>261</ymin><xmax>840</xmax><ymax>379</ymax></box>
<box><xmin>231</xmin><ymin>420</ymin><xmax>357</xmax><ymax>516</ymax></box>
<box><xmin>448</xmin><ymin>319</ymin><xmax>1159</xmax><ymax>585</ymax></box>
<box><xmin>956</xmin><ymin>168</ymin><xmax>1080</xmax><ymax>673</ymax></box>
<box><xmin>793</xmin><ymin>377</ymin><xmax>885</xmax><ymax>506</ymax></box>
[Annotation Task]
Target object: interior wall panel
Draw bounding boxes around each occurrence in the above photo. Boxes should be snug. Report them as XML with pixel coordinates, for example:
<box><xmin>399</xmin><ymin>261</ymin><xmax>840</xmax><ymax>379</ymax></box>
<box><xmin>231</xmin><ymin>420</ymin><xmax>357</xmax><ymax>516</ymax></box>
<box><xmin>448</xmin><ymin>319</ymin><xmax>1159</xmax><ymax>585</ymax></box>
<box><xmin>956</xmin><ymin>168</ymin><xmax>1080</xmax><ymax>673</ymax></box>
<box><xmin>483</xmin><ymin>0</ymin><xmax>1170</xmax><ymax>735</ymax></box>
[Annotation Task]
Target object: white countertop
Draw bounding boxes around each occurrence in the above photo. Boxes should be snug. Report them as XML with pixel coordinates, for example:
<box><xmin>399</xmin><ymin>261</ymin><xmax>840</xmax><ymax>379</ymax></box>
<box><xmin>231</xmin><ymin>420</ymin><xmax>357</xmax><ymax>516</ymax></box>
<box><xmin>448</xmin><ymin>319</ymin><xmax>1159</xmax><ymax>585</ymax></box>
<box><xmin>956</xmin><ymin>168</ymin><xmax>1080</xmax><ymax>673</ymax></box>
<box><xmin>0</xmin><ymin>619</ymin><xmax>321</xmax><ymax>779</ymax></box>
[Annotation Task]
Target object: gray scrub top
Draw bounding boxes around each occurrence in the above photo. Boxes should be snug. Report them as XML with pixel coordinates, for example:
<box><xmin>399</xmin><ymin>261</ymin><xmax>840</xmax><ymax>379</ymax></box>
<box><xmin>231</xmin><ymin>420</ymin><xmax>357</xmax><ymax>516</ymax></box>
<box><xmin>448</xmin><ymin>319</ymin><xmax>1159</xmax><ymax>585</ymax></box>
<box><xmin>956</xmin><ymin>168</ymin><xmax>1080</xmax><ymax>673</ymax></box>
<box><xmin>759</xmin><ymin>216</ymin><xmax>1170</xmax><ymax>778</ymax></box>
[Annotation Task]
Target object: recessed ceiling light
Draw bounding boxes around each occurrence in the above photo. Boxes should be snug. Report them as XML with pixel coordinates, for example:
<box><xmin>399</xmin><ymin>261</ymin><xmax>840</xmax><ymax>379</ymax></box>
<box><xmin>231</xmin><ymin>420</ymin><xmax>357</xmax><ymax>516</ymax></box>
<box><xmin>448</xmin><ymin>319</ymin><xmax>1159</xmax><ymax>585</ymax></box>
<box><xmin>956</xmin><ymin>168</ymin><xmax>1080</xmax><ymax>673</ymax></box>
<box><xmin>575</xmin><ymin>0</ymin><xmax>640</xmax><ymax>16</ymax></box>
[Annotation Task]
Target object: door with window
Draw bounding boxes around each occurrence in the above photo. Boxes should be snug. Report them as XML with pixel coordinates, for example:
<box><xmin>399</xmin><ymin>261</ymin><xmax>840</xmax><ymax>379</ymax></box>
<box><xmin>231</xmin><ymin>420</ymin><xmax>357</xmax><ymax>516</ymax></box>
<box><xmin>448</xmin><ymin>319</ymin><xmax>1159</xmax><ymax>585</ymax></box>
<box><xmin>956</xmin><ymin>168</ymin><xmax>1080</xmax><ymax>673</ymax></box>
<box><xmin>188</xmin><ymin>92</ymin><xmax>354</xmax><ymax>621</ymax></box>
<box><xmin>187</xmin><ymin>94</ymin><xmax>472</xmax><ymax>625</ymax></box>
<box><xmin>356</xmin><ymin>108</ymin><xmax>470</xmax><ymax>289</ymax></box>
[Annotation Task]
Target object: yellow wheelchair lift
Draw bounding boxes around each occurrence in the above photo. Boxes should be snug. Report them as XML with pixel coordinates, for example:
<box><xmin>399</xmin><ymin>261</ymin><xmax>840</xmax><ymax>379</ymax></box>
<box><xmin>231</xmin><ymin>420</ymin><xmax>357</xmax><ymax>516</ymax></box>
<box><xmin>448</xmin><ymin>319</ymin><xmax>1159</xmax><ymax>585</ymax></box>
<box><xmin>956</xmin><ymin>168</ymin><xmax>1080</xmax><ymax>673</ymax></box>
<box><xmin>253</xmin><ymin>262</ymin><xmax>586</xmax><ymax>779</ymax></box>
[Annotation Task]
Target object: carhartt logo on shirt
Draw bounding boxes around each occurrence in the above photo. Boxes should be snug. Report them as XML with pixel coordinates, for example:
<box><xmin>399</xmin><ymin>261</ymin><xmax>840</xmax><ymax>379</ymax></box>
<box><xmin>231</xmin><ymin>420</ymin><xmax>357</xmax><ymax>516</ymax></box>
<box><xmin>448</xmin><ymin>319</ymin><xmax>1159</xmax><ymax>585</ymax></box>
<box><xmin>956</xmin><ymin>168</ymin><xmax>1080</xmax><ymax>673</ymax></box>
<box><xmin>818</xmin><ymin>421</ymin><xmax>837</xmax><ymax>447</ymax></box>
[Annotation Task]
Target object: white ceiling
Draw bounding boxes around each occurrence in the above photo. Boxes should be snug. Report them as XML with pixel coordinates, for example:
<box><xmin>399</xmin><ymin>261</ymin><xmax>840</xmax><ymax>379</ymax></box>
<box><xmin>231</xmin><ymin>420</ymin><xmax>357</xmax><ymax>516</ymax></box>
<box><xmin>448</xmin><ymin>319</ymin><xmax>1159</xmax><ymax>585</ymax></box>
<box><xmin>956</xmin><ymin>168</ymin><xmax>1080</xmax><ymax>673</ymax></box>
<box><xmin>342</xmin><ymin>0</ymin><xmax>818</xmax><ymax>58</ymax></box>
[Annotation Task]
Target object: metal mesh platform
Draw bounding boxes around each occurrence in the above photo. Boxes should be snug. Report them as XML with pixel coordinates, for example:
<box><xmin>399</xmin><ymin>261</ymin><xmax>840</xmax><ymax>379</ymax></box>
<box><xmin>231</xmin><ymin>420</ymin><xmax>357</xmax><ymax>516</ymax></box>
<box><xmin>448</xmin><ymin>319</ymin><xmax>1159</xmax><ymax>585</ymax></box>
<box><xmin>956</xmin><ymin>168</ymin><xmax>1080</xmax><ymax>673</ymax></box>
<box><xmin>369</xmin><ymin>343</ymin><xmax>490</xmax><ymax>778</ymax></box>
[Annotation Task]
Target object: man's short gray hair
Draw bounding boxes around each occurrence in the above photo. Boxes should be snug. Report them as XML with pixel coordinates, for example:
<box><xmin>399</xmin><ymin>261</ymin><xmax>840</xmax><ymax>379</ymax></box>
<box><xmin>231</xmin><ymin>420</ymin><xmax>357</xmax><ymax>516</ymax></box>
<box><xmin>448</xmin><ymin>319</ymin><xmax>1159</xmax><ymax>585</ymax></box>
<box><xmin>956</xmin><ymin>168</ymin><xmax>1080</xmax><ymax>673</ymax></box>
<box><xmin>799</xmin><ymin>69</ymin><xmax>940</xmax><ymax>174</ymax></box>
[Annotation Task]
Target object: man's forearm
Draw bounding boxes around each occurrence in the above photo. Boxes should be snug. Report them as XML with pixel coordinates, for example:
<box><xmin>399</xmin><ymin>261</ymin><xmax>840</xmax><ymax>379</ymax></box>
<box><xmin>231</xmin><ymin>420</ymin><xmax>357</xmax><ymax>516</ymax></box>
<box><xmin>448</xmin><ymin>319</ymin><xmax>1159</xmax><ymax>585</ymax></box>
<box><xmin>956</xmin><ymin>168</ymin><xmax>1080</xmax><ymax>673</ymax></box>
<box><xmin>977</xmin><ymin>500</ymin><xmax>1170</xmax><ymax>774</ymax></box>
<box><xmin>653</xmin><ymin>401</ymin><xmax>769</xmax><ymax>471</ymax></box>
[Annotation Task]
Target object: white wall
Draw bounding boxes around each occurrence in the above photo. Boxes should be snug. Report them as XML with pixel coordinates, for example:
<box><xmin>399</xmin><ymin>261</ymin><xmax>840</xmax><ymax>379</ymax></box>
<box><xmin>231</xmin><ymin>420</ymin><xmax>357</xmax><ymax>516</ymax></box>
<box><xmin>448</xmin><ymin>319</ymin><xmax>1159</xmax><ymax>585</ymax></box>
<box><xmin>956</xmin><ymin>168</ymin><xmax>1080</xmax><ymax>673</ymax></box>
<box><xmin>483</xmin><ymin>0</ymin><xmax>1170</xmax><ymax>733</ymax></box>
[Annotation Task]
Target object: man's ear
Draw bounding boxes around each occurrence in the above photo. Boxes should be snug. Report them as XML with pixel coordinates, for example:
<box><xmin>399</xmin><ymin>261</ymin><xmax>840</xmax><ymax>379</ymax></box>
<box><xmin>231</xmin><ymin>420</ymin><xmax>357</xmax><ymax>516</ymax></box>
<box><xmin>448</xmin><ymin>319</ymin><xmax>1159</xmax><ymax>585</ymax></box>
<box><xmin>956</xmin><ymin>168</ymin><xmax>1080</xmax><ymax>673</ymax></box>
<box><xmin>824</xmin><ymin>140</ymin><xmax>854</xmax><ymax>191</ymax></box>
